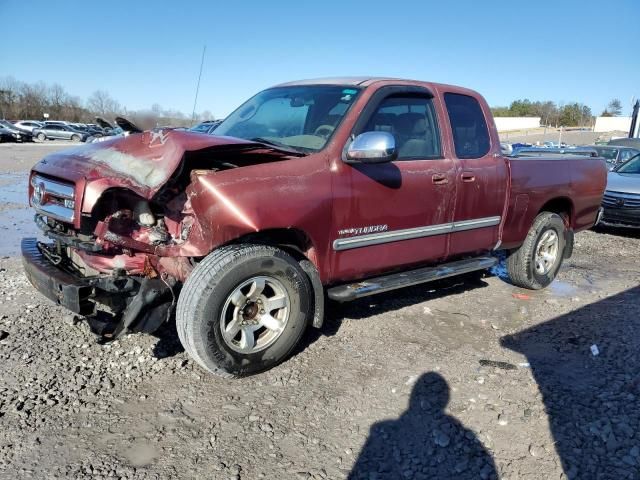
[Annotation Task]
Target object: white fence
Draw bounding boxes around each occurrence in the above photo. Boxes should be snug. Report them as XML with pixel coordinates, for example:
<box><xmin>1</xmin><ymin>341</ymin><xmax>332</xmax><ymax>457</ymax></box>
<box><xmin>593</xmin><ymin>116</ymin><xmax>632</xmax><ymax>133</ymax></box>
<box><xmin>493</xmin><ymin>117</ymin><xmax>541</xmax><ymax>132</ymax></box>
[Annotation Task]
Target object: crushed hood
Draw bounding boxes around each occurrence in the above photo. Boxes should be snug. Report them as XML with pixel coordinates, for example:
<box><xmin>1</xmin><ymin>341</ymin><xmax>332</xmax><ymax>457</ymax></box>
<box><xmin>33</xmin><ymin>129</ymin><xmax>266</xmax><ymax>199</ymax></box>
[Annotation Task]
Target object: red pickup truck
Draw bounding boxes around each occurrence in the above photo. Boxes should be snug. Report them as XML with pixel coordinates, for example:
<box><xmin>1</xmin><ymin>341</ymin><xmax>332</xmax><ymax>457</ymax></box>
<box><xmin>23</xmin><ymin>77</ymin><xmax>607</xmax><ymax>377</ymax></box>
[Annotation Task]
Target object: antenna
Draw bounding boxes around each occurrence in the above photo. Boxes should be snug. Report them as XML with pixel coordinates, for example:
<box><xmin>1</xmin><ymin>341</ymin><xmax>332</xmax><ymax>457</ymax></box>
<box><xmin>190</xmin><ymin>45</ymin><xmax>207</xmax><ymax>126</ymax></box>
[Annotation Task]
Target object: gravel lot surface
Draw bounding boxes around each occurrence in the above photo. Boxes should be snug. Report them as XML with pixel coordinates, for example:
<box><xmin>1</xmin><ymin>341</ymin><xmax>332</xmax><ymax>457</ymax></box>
<box><xmin>1</xmin><ymin>144</ymin><xmax>639</xmax><ymax>479</ymax></box>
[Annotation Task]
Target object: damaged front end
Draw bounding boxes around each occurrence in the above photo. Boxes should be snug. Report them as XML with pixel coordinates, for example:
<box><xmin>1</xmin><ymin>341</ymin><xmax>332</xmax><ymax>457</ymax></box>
<box><xmin>23</xmin><ymin>129</ymin><xmax>292</xmax><ymax>340</ymax></box>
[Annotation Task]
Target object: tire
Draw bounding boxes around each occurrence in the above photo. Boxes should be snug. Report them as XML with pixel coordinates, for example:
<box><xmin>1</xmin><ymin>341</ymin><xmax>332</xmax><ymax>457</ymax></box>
<box><xmin>506</xmin><ymin>212</ymin><xmax>567</xmax><ymax>290</ymax></box>
<box><xmin>71</xmin><ymin>134</ymin><xmax>80</xmax><ymax>142</ymax></box>
<box><xmin>37</xmin><ymin>133</ymin><xmax>46</xmax><ymax>142</ymax></box>
<box><xmin>176</xmin><ymin>244</ymin><xmax>312</xmax><ymax>377</ymax></box>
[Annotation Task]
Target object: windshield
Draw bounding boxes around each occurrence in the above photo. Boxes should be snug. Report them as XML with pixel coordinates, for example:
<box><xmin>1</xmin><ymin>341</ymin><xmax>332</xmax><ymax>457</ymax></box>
<box><xmin>214</xmin><ymin>85</ymin><xmax>361</xmax><ymax>153</ymax></box>
<box><xmin>593</xmin><ymin>147</ymin><xmax>618</xmax><ymax>161</ymax></box>
<box><xmin>616</xmin><ymin>154</ymin><xmax>640</xmax><ymax>174</ymax></box>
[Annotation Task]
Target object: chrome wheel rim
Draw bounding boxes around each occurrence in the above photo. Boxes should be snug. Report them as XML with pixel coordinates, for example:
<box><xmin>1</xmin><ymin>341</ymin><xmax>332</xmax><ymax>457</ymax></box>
<box><xmin>220</xmin><ymin>276</ymin><xmax>290</xmax><ymax>354</ymax></box>
<box><xmin>534</xmin><ymin>230</ymin><xmax>559</xmax><ymax>275</ymax></box>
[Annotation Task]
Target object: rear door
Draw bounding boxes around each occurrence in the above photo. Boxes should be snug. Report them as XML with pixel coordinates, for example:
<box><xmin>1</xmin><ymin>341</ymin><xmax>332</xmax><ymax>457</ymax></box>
<box><xmin>329</xmin><ymin>87</ymin><xmax>457</xmax><ymax>281</ymax></box>
<box><xmin>443</xmin><ymin>92</ymin><xmax>508</xmax><ymax>256</ymax></box>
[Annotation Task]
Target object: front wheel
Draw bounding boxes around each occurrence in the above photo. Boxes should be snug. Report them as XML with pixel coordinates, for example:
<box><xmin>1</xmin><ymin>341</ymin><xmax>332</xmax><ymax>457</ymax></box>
<box><xmin>506</xmin><ymin>212</ymin><xmax>567</xmax><ymax>289</ymax></box>
<box><xmin>37</xmin><ymin>133</ymin><xmax>46</xmax><ymax>141</ymax></box>
<box><xmin>176</xmin><ymin>244</ymin><xmax>312</xmax><ymax>377</ymax></box>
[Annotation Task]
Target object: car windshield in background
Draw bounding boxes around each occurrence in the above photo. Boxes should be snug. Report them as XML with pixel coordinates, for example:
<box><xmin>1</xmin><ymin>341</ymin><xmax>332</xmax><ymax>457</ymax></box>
<box><xmin>616</xmin><ymin>154</ymin><xmax>640</xmax><ymax>174</ymax></box>
<box><xmin>593</xmin><ymin>147</ymin><xmax>618</xmax><ymax>161</ymax></box>
<box><xmin>213</xmin><ymin>85</ymin><xmax>361</xmax><ymax>153</ymax></box>
<box><xmin>190</xmin><ymin>122</ymin><xmax>212</xmax><ymax>133</ymax></box>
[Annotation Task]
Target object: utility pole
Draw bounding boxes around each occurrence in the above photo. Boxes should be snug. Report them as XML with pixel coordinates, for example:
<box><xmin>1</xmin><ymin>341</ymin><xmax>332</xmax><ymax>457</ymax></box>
<box><xmin>190</xmin><ymin>45</ymin><xmax>207</xmax><ymax>127</ymax></box>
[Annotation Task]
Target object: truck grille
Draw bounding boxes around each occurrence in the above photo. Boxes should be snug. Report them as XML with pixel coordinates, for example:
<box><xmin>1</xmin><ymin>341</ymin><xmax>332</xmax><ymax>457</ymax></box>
<box><xmin>602</xmin><ymin>190</ymin><xmax>640</xmax><ymax>209</ymax></box>
<box><xmin>30</xmin><ymin>175</ymin><xmax>76</xmax><ymax>223</ymax></box>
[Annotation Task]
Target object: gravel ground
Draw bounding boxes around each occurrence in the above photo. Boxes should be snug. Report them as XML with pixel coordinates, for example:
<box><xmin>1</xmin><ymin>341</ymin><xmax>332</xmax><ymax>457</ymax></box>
<box><xmin>1</xmin><ymin>144</ymin><xmax>639</xmax><ymax>479</ymax></box>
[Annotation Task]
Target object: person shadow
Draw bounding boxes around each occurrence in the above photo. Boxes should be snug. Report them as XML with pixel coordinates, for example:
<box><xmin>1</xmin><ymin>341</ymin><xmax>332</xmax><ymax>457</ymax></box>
<box><xmin>348</xmin><ymin>372</ymin><xmax>498</xmax><ymax>480</ymax></box>
<box><xmin>502</xmin><ymin>286</ymin><xmax>640</xmax><ymax>480</ymax></box>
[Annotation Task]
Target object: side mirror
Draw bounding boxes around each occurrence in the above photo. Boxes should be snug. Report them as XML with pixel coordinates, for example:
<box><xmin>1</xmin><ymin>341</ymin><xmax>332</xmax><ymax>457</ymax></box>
<box><xmin>345</xmin><ymin>131</ymin><xmax>397</xmax><ymax>164</ymax></box>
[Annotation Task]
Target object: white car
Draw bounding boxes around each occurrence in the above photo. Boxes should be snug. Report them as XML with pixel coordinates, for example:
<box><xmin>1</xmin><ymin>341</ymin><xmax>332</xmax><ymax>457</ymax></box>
<box><xmin>13</xmin><ymin>120</ymin><xmax>43</xmax><ymax>132</ymax></box>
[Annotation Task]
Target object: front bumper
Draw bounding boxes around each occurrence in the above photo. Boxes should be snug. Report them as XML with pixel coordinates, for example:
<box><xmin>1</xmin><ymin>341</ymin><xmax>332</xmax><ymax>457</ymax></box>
<box><xmin>22</xmin><ymin>238</ymin><xmax>172</xmax><ymax>338</ymax></box>
<box><xmin>600</xmin><ymin>207</ymin><xmax>640</xmax><ymax>228</ymax></box>
<box><xmin>22</xmin><ymin>238</ymin><xmax>95</xmax><ymax>315</ymax></box>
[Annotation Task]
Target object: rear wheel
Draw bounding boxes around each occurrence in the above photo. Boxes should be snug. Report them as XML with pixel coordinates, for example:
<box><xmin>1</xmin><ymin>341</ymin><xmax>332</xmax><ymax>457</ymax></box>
<box><xmin>506</xmin><ymin>212</ymin><xmax>567</xmax><ymax>289</ymax></box>
<box><xmin>176</xmin><ymin>244</ymin><xmax>312</xmax><ymax>377</ymax></box>
<box><xmin>71</xmin><ymin>134</ymin><xmax>81</xmax><ymax>142</ymax></box>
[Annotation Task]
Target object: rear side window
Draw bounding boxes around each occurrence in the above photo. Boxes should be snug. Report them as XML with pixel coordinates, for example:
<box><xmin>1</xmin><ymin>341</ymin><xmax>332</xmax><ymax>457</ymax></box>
<box><xmin>444</xmin><ymin>93</ymin><xmax>490</xmax><ymax>159</ymax></box>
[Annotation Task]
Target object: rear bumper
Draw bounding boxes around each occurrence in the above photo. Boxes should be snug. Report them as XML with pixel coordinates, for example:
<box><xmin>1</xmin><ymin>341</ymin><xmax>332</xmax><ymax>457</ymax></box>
<box><xmin>21</xmin><ymin>238</ymin><xmax>95</xmax><ymax>315</ymax></box>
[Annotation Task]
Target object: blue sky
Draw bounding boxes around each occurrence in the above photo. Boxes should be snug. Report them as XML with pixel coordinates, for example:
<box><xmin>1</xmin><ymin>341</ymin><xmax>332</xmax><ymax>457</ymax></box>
<box><xmin>1</xmin><ymin>0</ymin><xmax>638</xmax><ymax>118</ymax></box>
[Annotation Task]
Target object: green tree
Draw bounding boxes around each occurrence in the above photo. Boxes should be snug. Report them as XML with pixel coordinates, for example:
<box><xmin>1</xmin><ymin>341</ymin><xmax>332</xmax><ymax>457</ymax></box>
<box><xmin>606</xmin><ymin>99</ymin><xmax>622</xmax><ymax>116</ymax></box>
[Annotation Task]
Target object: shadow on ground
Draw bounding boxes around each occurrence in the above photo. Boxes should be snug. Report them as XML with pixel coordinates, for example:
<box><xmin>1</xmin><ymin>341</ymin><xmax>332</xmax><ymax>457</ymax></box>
<box><xmin>148</xmin><ymin>272</ymin><xmax>491</xmax><ymax>360</ymax></box>
<box><xmin>295</xmin><ymin>272</ymin><xmax>490</xmax><ymax>355</ymax></box>
<box><xmin>502</xmin><ymin>286</ymin><xmax>640</xmax><ymax>479</ymax></box>
<box><xmin>593</xmin><ymin>225</ymin><xmax>640</xmax><ymax>240</ymax></box>
<box><xmin>348</xmin><ymin>372</ymin><xmax>497</xmax><ymax>480</ymax></box>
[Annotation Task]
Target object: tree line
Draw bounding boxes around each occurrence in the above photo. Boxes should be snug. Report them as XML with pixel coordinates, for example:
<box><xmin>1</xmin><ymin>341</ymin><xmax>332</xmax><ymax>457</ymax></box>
<box><xmin>491</xmin><ymin>98</ymin><xmax>624</xmax><ymax>127</ymax></box>
<box><xmin>0</xmin><ymin>76</ymin><xmax>214</xmax><ymax>127</ymax></box>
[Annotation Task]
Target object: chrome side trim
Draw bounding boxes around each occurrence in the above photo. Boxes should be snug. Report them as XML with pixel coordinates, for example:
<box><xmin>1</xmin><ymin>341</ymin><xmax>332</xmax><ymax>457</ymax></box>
<box><xmin>451</xmin><ymin>216</ymin><xmax>501</xmax><ymax>232</ymax></box>
<box><xmin>333</xmin><ymin>216</ymin><xmax>501</xmax><ymax>251</ymax></box>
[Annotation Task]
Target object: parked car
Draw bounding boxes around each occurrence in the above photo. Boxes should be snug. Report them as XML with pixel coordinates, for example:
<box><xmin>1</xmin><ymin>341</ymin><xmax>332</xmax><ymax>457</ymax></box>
<box><xmin>599</xmin><ymin>152</ymin><xmax>640</xmax><ymax>228</ymax></box>
<box><xmin>608</xmin><ymin>138</ymin><xmax>640</xmax><ymax>149</ymax></box>
<box><xmin>13</xmin><ymin>120</ymin><xmax>43</xmax><ymax>132</ymax></box>
<box><xmin>0</xmin><ymin>125</ymin><xmax>22</xmax><ymax>142</ymax></box>
<box><xmin>588</xmin><ymin>145</ymin><xmax>640</xmax><ymax>170</ymax></box>
<box><xmin>0</xmin><ymin>120</ymin><xmax>33</xmax><ymax>142</ymax></box>
<box><xmin>88</xmin><ymin>116</ymin><xmax>143</xmax><ymax>143</ymax></box>
<box><xmin>190</xmin><ymin>119</ymin><xmax>222</xmax><ymax>134</ymax></box>
<box><xmin>22</xmin><ymin>77</ymin><xmax>606</xmax><ymax>377</ymax></box>
<box><xmin>33</xmin><ymin>124</ymin><xmax>89</xmax><ymax>142</ymax></box>
<box><xmin>69</xmin><ymin>124</ymin><xmax>104</xmax><ymax>137</ymax></box>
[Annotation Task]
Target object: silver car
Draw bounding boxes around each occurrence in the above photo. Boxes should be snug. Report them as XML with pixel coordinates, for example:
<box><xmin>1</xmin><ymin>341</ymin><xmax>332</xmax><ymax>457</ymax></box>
<box><xmin>33</xmin><ymin>124</ymin><xmax>88</xmax><ymax>142</ymax></box>
<box><xmin>600</xmin><ymin>153</ymin><xmax>640</xmax><ymax>228</ymax></box>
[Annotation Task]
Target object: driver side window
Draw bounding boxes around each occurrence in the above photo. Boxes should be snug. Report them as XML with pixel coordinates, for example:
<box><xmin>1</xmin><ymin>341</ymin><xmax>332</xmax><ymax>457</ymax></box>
<box><xmin>363</xmin><ymin>96</ymin><xmax>442</xmax><ymax>160</ymax></box>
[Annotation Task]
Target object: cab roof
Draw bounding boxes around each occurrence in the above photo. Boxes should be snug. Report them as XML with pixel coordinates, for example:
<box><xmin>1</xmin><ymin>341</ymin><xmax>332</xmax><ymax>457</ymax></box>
<box><xmin>273</xmin><ymin>77</ymin><xmax>482</xmax><ymax>98</ymax></box>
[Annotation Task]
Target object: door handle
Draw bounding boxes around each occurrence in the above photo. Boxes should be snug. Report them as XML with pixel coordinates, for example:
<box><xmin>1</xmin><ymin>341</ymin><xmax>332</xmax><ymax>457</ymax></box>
<box><xmin>432</xmin><ymin>173</ymin><xmax>448</xmax><ymax>185</ymax></box>
<box><xmin>461</xmin><ymin>172</ymin><xmax>476</xmax><ymax>183</ymax></box>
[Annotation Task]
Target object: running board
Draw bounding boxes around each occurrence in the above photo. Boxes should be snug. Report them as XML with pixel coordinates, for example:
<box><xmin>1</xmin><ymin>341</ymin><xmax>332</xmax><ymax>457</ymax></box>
<box><xmin>327</xmin><ymin>256</ymin><xmax>498</xmax><ymax>302</ymax></box>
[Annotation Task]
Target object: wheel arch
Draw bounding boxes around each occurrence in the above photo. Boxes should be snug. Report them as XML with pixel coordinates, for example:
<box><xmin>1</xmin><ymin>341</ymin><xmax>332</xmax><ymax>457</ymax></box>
<box><xmin>229</xmin><ymin>228</ymin><xmax>325</xmax><ymax>329</ymax></box>
<box><xmin>539</xmin><ymin>196</ymin><xmax>574</xmax><ymax>226</ymax></box>
<box><xmin>538</xmin><ymin>197</ymin><xmax>575</xmax><ymax>258</ymax></box>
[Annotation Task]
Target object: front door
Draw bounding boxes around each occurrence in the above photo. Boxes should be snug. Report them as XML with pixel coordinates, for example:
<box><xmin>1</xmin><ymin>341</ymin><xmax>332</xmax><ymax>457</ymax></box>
<box><xmin>329</xmin><ymin>89</ymin><xmax>457</xmax><ymax>282</ymax></box>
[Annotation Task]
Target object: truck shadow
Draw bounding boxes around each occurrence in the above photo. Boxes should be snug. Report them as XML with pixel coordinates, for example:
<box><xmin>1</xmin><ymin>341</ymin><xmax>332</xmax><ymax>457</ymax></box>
<box><xmin>501</xmin><ymin>286</ymin><xmax>640</xmax><ymax>479</ymax></box>
<box><xmin>296</xmin><ymin>272</ymin><xmax>490</xmax><ymax>353</ymax></box>
<box><xmin>151</xmin><ymin>273</ymin><xmax>490</xmax><ymax>360</ymax></box>
<box><xmin>348</xmin><ymin>372</ymin><xmax>498</xmax><ymax>480</ymax></box>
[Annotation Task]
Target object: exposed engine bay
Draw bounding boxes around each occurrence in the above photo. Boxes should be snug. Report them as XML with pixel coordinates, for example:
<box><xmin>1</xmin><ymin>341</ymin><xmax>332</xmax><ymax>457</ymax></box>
<box><xmin>29</xmin><ymin>132</ymin><xmax>294</xmax><ymax>339</ymax></box>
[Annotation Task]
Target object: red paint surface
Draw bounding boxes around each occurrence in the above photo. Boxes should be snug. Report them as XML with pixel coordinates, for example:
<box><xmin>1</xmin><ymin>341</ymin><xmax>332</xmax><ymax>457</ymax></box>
<box><xmin>30</xmin><ymin>79</ymin><xmax>607</xmax><ymax>284</ymax></box>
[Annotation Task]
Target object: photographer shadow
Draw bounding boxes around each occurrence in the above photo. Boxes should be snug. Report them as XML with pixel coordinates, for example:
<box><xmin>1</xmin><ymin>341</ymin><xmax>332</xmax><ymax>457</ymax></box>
<box><xmin>348</xmin><ymin>372</ymin><xmax>497</xmax><ymax>480</ymax></box>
